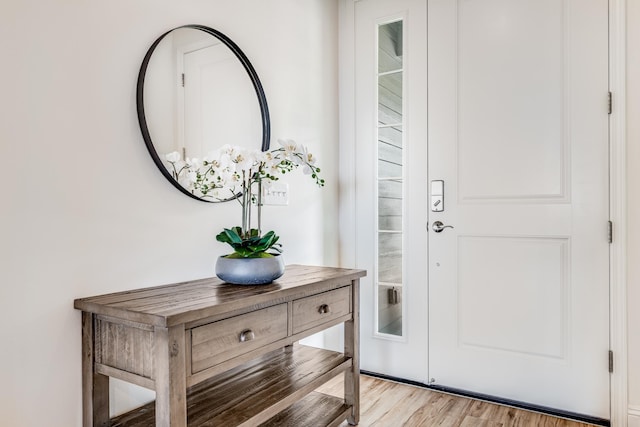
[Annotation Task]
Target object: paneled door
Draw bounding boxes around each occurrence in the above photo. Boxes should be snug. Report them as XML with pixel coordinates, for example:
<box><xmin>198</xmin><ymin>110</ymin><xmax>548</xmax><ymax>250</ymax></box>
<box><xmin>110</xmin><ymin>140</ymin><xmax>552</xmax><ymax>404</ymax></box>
<box><xmin>352</xmin><ymin>0</ymin><xmax>610</xmax><ymax>418</ymax></box>
<box><xmin>427</xmin><ymin>0</ymin><xmax>610</xmax><ymax>418</ymax></box>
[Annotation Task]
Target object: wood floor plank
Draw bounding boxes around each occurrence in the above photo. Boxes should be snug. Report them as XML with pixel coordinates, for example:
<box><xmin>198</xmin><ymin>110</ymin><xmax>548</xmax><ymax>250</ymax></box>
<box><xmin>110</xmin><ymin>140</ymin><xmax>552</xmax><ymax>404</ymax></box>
<box><xmin>459</xmin><ymin>415</ymin><xmax>504</xmax><ymax>427</ymax></box>
<box><xmin>316</xmin><ymin>375</ymin><xmax>598</xmax><ymax>427</ymax></box>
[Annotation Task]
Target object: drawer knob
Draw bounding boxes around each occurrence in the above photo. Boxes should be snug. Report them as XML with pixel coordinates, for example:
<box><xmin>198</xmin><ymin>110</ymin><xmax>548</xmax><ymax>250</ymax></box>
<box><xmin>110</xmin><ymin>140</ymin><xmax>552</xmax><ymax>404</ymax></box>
<box><xmin>239</xmin><ymin>329</ymin><xmax>255</xmax><ymax>342</ymax></box>
<box><xmin>318</xmin><ymin>304</ymin><xmax>331</xmax><ymax>314</ymax></box>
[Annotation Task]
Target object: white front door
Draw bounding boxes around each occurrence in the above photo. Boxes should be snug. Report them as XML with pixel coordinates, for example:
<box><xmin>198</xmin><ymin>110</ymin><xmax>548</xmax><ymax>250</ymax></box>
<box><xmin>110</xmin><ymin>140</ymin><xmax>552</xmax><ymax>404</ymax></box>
<box><xmin>427</xmin><ymin>0</ymin><xmax>610</xmax><ymax>418</ymax></box>
<box><xmin>352</xmin><ymin>0</ymin><xmax>610</xmax><ymax>418</ymax></box>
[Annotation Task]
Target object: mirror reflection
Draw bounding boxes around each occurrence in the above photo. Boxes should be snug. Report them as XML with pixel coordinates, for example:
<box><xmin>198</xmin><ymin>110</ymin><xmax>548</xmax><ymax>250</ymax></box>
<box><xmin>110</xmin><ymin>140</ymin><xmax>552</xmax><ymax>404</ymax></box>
<box><xmin>138</xmin><ymin>25</ymin><xmax>270</xmax><ymax>202</ymax></box>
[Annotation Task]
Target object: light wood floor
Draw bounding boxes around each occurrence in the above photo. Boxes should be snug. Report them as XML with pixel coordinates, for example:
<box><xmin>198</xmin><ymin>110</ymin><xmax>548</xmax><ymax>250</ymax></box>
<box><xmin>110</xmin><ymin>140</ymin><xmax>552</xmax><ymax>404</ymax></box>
<box><xmin>316</xmin><ymin>375</ymin><xmax>597</xmax><ymax>427</ymax></box>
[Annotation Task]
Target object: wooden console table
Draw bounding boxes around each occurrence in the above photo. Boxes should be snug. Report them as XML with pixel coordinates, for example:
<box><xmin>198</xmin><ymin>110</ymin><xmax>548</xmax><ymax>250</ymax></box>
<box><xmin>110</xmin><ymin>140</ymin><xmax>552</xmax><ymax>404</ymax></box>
<box><xmin>74</xmin><ymin>265</ymin><xmax>366</xmax><ymax>426</ymax></box>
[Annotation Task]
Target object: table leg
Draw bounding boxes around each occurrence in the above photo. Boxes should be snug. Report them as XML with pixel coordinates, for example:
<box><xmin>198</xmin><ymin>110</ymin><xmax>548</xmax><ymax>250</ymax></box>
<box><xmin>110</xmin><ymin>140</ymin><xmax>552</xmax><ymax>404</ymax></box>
<box><xmin>81</xmin><ymin>312</ymin><xmax>109</xmax><ymax>427</ymax></box>
<box><xmin>154</xmin><ymin>325</ymin><xmax>187</xmax><ymax>426</ymax></box>
<box><xmin>345</xmin><ymin>279</ymin><xmax>360</xmax><ymax>425</ymax></box>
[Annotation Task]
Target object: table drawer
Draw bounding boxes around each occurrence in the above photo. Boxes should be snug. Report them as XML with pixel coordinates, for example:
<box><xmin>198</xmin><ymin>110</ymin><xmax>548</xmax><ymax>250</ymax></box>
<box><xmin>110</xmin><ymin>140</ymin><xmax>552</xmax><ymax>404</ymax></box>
<box><xmin>191</xmin><ymin>303</ymin><xmax>288</xmax><ymax>374</ymax></box>
<box><xmin>292</xmin><ymin>286</ymin><xmax>351</xmax><ymax>335</ymax></box>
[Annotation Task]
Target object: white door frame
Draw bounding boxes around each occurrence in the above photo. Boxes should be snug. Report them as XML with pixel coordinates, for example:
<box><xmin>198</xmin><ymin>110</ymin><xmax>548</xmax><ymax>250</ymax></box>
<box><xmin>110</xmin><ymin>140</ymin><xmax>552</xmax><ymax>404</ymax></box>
<box><xmin>338</xmin><ymin>0</ymin><xmax>628</xmax><ymax>424</ymax></box>
<box><xmin>608</xmin><ymin>0</ymin><xmax>627</xmax><ymax>425</ymax></box>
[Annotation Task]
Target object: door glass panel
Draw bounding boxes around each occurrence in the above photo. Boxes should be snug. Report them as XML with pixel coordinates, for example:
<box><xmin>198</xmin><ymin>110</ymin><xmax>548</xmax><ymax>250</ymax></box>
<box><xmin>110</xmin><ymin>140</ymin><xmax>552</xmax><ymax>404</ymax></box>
<box><xmin>378</xmin><ymin>126</ymin><xmax>403</xmax><ymax>178</ymax></box>
<box><xmin>378</xmin><ymin>74</ymin><xmax>403</xmax><ymax>125</ymax></box>
<box><xmin>377</xmin><ymin>20</ymin><xmax>403</xmax><ymax>337</ymax></box>
<box><xmin>378</xmin><ymin>21</ymin><xmax>403</xmax><ymax>73</ymax></box>
<box><xmin>378</xmin><ymin>180</ymin><xmax>402</xmax><ymax>230</ymax></box>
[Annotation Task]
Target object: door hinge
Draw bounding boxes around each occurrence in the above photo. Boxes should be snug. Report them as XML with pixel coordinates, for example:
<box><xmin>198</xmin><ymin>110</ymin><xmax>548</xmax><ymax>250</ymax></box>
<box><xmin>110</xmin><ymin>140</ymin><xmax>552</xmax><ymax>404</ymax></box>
<box><xmin>608</xmin><ymin>220</ymin><xmax>613</xmax><ymax>244</ymax></box>
<box><xmin>181</xmin><ymin>73</ymin><xmax>185</xmax><ymax>87</ymax></box>
<box><xmin>608</xmin><ymin>91</ymin><xmax>612</xmax><ymax>114</ymax></box>
<box><xmin>609</xmin><ymin>350</ymin><xmax>614</xmax><ymax>373</ymax></box>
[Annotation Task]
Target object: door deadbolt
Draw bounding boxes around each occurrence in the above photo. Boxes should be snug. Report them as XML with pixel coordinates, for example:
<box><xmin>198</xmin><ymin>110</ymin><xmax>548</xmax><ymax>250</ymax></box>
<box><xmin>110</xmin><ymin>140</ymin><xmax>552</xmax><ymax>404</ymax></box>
<box><xmin>431</xmin><ymin>180</ymin><xmax>445</xmax><ymax>212</ymax></box>
<box><xmin>432</xmin><ymin>221</ymin><xmax>454</xmax><ymax>233</ymax></box>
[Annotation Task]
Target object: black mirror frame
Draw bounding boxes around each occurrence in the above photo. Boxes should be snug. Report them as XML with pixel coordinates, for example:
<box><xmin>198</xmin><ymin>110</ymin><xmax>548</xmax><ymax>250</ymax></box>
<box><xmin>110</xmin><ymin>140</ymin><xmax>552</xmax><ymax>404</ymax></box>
<box><xmin>136</xmin><ymin>24</ymin><xmax>271</xmax><ymax>203</ymax></box>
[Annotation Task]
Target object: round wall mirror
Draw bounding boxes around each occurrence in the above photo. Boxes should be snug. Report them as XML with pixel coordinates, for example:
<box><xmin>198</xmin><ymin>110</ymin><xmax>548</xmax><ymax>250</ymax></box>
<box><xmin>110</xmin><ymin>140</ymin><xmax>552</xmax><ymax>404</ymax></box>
<box><xmin>137</xmin><ymin>25</ymin><xmax>270</xmax><ymax>202</ymax></box>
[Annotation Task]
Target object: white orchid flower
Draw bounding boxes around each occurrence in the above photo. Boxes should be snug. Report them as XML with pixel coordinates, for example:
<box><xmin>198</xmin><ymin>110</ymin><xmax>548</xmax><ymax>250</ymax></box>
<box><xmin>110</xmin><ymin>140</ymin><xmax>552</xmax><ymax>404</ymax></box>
<box><xmin>267</xmin><ymin>163</ymin><xmax>280</xmax><ymax>176</ymax></box>
<box><xmin>304</xmin><ymin>149</ymin><xmax>316</xmax><ymax>166</ymax></box>
<box><xmin>220</xmin><ymin>169</ymin><xmax>242</xmax><ymax>188</ymax></box>
<box><xmin>236</xmin><ymin>148</ymin><xmax>262</xmax><ymax>174</ymax></box>
<box><xmin>220</xmin><ymin>144</ymin><xmax>235</xmax><ymax>155</ymax></box>
<box><xmin>165</xmin><ymin>151</ymin><xmax>181</xmax><ymax>163</ymax></box>
<box><xmin>186</xmin><ymin>157</ymin><xmax>201</xmax><ymax>169</ymax></box>
<box><xmin>253</xmin><ymin>150</ymin><xmax>268</xmax><ymax>166</ymax></box>
<box><xmin>261</xmin><ymin>152</ymin><xmax>278</xmax><ymax>173</ymax></box>
<box><xmin>186</xmin><ymin>170</ymin><xmax>198</xmax><ymax>183</ymax></box>
<box><xmin>213</xmin><ymin>164</ymin><xmax>231</xmax><ymax>183</ymax></box>
<box><xmin>278</xmin><ymin>139</ymin><xmax>298</xmax><ymax>158</ymax></box>
<box><xmin>222</xmin><ymin>153</ymin><xmax>233</xmax><ymax>167</ymax></box>
<box><xmin>163</xmin><ymin>142</ymin><xmax>322</xmax><ymax>205</ymax></box>
<box><xmin>291</xmin><ymin>144</ymin><xmax>311</xmax><ymax>166</ymax></box>
<box><xmin>204</xmin><ymin>150</ymin><xmax>219</xmax><ymax>164</ymax></box>
<box><xmin>233</xmin><ymin>152</ymin><xmax>250</xmax><ymax>172</ymax></box>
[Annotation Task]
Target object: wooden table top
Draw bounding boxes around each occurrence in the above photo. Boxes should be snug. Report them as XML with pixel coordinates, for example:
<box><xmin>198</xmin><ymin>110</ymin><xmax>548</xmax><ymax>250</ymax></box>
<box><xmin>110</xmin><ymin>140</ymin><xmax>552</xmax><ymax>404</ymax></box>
<box><xmin>74</xmin><ymin>265</ymin><xmax>366</xmax><ymax>327</ymax></box>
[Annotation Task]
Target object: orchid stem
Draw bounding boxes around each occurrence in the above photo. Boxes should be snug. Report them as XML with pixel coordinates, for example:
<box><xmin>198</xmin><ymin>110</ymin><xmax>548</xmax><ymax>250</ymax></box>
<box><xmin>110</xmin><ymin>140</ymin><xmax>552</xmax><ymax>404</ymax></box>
<box><xmin>257</xmin><ymin>178</ymin><xmax>262</xmax><ymax>236</ymax></box>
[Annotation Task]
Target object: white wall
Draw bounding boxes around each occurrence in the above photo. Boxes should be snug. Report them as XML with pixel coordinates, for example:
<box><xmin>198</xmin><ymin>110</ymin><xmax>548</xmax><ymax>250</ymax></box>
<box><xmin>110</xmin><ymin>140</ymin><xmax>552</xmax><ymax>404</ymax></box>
<box><xmin>0</xmin><ymin>0</ymin><xmax>338</xmax><ymax>425</ymax></box>
<box><xmin>627</xmin><ymin>0</ymin><xmax>640</xmax><ymax>423</ymax></box>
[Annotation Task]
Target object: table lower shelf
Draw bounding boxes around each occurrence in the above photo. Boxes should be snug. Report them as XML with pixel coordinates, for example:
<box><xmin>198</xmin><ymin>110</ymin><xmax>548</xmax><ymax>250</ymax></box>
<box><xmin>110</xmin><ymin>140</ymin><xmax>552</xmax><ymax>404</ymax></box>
<box><xmin>111</xmin><ymin>344</ymin><xmax>353</xmax><ymax>427</ymax></box>
<box><xmin>258</xmin><ymin>391</ymin><xmax>351</xmax><ymax>427</ymax></box>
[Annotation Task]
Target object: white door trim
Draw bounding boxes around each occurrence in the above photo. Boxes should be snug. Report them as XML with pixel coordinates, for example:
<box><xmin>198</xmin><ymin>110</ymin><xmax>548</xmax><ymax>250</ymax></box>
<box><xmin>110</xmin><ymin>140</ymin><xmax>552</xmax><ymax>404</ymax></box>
<box><xmin>338</xmin><ymin>0</ymin><xmax>628</xmax><ymax>424</ymax></box>
<box><xmin>608</xmin><ymin>0</ymin><xmax>628</xmax><ymax>425</ymax></box>
<box><xmin>338</xmin><ymin>0</ymin><xmax>358</xmax><ymax>271</ymax></box>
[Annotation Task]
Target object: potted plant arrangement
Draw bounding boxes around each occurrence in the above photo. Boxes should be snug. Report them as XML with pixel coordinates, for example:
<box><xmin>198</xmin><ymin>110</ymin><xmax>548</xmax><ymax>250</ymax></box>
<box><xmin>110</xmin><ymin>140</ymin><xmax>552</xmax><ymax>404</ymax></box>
<box><xmin>164</xmin><ymin>139</ymin><xmax>324</xmax><ymax>284</ymax></box>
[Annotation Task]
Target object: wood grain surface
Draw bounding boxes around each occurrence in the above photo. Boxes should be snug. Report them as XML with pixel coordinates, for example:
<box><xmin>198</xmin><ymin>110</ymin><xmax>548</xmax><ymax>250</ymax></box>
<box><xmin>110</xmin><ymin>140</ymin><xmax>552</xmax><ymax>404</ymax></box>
<box><xmin>75</xmin><ymin>265</ymin><xmax>366</xmax><ymax>327</ymax></box>
<box><xmin>111</xmin><ymin>345</ymin><xmax>351</xmax><ymax>426</ymax></box>
<box><xmin>317</xmin><ymin>375</ymin><xmax>597</xmax><ymax>427</ymax></box>
<box><xmin>190</xmin><ymin>303</ymin><xmax>288</xmax><ymax>373</ymax></box>
<box><xmin>292</xmin><ymin>286</ymin><xmax>351</xmax><ymax>334</ymax></box>
<box><xmin>79</xmin><ymin>266</ymin><xmax>366</xmax><ymax>426</ymax></box>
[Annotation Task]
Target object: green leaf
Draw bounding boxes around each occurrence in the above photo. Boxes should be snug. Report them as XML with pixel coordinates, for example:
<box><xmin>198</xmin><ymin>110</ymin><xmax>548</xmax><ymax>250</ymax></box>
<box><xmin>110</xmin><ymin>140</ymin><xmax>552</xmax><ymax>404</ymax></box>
<box><xmin>216</xmin><ymin>228</ymin><xmax>283</xmax><ymax>258</ymax></box>
<box><xmin>215</xmin><ymin>231</ymin><xmax>232</xmax><ymax>244</ymax></box>
<box><xmin>225</xmin><ymin>228</ymin><xmax>244</xmax><ymax>244</ymax></box>
<box><xmin>269</xmin><ymin>244</ymin><xmax>283</xmax><ymax>254</ymax></box>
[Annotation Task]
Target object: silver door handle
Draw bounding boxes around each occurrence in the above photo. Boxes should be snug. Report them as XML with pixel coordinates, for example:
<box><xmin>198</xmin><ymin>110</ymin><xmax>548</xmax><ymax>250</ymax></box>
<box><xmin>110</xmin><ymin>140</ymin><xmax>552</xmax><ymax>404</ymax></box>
<box><xmin>432</xmin><ymin>221</ymin><xmax>454</xmax><ymax>233</ymax></box>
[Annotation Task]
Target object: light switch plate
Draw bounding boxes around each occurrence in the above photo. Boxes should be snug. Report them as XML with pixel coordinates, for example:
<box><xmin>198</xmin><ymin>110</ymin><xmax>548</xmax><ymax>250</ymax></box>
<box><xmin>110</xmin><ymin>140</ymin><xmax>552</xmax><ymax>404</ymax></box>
<box><xmin>262</xmin><ymin>182</ymin><xmax>289</xmax><ymax>206</ymax></box>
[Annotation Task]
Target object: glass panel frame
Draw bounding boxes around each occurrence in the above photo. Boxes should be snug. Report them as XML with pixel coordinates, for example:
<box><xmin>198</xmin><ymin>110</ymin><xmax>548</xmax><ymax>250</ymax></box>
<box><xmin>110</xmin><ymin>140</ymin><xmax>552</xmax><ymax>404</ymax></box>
<box><xmin>376</xmin><ymin>19</ymin><xmax>405</xmax><ymax>338</ymax></box>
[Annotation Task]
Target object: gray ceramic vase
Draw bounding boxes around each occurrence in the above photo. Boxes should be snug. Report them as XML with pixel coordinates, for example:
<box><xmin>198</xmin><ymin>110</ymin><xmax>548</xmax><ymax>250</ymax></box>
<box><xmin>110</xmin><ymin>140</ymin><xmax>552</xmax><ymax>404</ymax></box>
<box><xmin>215</xmin><ymin>255</ymin><xmax>285</xmax><ymax>285</ymax></box>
